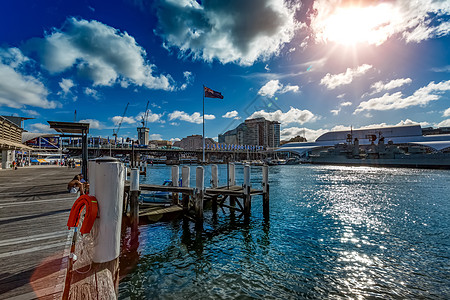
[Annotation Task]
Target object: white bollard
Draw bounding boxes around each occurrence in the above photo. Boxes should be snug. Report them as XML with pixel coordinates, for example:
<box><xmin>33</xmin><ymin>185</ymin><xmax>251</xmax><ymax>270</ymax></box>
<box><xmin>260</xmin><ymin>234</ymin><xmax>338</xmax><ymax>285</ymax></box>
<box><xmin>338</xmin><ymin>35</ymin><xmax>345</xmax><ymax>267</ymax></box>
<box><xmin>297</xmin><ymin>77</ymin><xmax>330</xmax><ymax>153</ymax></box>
<box><xmin>211</xmin><ymin>164</ymin><xmax>218</xmax><ymax>188</ymax></box>
<box><xmin>130</xmin><ymin>168</ymin><xmax>139</xmax><ymax>191</ymax></box>
<box><xmin>229</xmin><ymin>163</ymin><xmax>235</xmax><ymax>186</ymax></box>
<box><xmin>172</xmin><ymin>165</ymin><xmax>179</xmax><ymax>187</ymax></box>
<box><xmin>88</xmin><ymin>157</ymin><xmax>125</xmax><ymax>263</ymax></box>
<box><xmin>182</xmin><ymin>166</ymin><xmax>190</xmax><ymax>187</ymax></box>
<box><xmin>244</xmin><ymin>164</ymin><xmax>251</xmax><ymax>191</ymax></box>
<box><xmin>196</xmin><ymin>166</ymin><xmax>204</xmax><ymax>191</ymax></box>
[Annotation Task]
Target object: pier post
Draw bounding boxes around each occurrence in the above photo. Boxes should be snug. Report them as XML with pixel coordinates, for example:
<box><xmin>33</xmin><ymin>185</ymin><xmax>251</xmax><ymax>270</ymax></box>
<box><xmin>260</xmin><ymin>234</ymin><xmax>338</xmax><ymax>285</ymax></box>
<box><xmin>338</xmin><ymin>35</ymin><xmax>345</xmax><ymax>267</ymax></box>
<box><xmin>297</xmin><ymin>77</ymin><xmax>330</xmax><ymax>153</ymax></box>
<box><xmin>243</xmin><ymin>164</ymin><xmax>251</xmax><ymax>217</ymax></box>
<box><xmin>229</xmin><ymin>163</ymin><xmax>236</xmax><ymax>207</ymax></box>
<box><xmin>171</xmin><ymin>165</ymin><xmax>179</xmax><ymax>205</ymax></box>
<box><xmin>228</xmin><ymin>163</ymin><xmax>235</xmax><ymax>187</ymax></box>
<box><xmin>87</xmin><ymin>157</ymin><xmax>125</xmax><ymax>296</ymax></box>
<box><xmin>130</xmin><ymin>168</ymin><xmax>140</xmax><ymax>233</ymax></box>
<box><xmin>262</xmin><ymin>165</ymin><xmax>269</xmax><ymax>216</ymax></box>
<box><xmin>211</xmin><ymin>164</ymin><xmax>218</xmax><ymax>215</ymax></box>
<box><xmin>182</xmin><ymin>166</ymin><xmax>190</xmax><ymax>211</ymax></box>
<box><xmin>195</xmin><ymin>166</ymin><xmax>204</xmax><ymax>228</ymax></box>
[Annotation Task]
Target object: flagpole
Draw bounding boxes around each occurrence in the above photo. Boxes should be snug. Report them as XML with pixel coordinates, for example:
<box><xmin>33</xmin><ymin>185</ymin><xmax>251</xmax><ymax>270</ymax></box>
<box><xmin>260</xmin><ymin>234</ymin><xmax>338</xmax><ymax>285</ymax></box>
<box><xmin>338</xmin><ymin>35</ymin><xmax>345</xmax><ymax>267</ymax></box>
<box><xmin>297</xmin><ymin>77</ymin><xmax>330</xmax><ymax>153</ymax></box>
<box><xmin>202</xmin><ymin>85</ymin><xmax>205</xmax><ymax>164</ymax></box>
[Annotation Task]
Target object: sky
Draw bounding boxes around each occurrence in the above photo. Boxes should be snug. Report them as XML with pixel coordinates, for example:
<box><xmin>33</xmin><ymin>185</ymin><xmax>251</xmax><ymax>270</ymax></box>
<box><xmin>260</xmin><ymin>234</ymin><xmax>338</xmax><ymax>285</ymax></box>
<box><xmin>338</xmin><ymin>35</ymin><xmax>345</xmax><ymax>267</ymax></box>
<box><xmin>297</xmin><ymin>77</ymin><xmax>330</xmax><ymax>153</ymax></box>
<box><xmin>1</xmin><ymin>0</ymin><xmax>450</xmax><ymax>143</ymax></box>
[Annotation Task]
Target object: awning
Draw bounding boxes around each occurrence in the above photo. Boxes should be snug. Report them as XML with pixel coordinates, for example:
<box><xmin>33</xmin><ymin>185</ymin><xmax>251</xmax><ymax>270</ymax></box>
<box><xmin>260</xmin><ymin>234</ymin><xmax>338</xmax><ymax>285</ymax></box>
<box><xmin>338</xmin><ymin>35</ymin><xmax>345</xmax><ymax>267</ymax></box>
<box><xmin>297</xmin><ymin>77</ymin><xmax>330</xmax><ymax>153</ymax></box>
<box><xmin>0</xmin><ymin>138</ymin><xmax>33</xmax><ymax>150</ymax></box>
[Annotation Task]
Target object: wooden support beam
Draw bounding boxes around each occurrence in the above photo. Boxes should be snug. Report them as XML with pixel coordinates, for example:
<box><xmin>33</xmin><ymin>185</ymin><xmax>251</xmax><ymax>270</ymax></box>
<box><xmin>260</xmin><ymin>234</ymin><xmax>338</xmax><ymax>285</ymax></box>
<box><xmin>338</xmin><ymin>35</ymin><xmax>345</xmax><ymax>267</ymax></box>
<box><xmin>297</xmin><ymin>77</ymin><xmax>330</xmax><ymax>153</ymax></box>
<box><xmin>243</xmin><ymin>164</ymin><xmax>251</xmax><ymax>216</ymax></box>
<box><xmin>171</xmin><ymin>165</ymin><xmax>179</xmax><ymax>205</ymax></box>
<box><xmin>195</xmin><ymin>166</ymin><xmax>204</xmax><ymax>228</ymax></box>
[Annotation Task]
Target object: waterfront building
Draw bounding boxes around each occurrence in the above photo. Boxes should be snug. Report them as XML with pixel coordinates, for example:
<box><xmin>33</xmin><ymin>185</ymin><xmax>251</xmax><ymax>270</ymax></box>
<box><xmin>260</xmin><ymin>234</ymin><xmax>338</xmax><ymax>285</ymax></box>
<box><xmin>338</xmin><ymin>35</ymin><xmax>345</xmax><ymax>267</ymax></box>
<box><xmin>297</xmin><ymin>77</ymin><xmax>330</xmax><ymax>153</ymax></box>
<box><xmin>0</xmin><ymin>116</ymin><xmax>32</xmax><ymax>169</ymax></box>
<box><xmin>148</xmin><ymin>140</ymin><xmax>172</xmax><ymax>149</ymax></box>
<box><xmin>218</xmin><ymin>117</ymin><xmax>280</xmax><ymax>148</ymax></box>
<box><xmin>278</xmin><ymin>124</ymin><xmax>450</xmax><ymax>156</ymax></box>
<box><xmin>173</xmin><ymin>134</ymin><xmax>216</xmax><ymax>150</ymax></box>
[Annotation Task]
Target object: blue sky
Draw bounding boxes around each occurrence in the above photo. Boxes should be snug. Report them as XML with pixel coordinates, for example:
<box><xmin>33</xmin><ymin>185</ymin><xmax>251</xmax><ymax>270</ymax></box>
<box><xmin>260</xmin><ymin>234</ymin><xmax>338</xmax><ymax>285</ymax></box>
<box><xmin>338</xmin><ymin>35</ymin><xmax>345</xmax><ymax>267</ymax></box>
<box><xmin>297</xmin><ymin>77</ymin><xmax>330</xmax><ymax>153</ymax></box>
<box><xmin>1</xmin><ymin>0</ymin><xmax>449</xmax><ymax>143</ymax></box>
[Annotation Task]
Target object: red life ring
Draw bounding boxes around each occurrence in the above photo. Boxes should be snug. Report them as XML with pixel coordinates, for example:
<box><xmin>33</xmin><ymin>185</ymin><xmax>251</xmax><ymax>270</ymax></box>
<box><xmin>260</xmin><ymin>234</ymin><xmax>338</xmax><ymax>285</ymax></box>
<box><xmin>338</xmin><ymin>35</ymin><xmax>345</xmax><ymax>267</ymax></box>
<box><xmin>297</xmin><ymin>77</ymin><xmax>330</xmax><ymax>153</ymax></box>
<box><xmin>67</xmin><ymin>195</ymin><xmax>98</xmax><ymax>234</ymax></box>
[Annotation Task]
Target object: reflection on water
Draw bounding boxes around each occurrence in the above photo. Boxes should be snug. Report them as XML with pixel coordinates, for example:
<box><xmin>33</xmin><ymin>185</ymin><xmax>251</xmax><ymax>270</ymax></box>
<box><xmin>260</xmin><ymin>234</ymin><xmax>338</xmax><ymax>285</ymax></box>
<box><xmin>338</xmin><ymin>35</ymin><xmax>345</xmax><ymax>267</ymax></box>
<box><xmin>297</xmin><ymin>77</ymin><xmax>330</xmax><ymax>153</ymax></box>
<box><xmin>119</xmin><ymin>164</ymin><xmax>450</xmax><ymax>299</ymax></box>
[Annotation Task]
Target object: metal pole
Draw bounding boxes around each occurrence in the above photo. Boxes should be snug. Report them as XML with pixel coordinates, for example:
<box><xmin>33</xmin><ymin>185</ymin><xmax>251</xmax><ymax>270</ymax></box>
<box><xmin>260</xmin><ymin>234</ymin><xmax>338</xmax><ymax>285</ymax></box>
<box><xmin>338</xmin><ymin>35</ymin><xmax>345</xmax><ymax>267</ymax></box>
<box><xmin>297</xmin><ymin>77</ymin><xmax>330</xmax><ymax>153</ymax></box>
<box><xmin>202</xmin><ymin>85</ymin><xmax>205</xmax><ymax>164</ymax></box>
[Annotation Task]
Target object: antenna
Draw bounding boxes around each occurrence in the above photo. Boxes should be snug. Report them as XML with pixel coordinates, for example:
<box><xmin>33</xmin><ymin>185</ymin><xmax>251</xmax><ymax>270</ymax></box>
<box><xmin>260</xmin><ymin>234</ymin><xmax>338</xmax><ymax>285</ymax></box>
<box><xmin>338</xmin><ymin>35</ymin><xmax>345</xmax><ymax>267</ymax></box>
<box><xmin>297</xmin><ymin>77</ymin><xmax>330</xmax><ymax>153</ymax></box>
<box><xmin>74</xmin><ymin>110</ymin><xmax>77</xmax><ymax>122</ymax></box>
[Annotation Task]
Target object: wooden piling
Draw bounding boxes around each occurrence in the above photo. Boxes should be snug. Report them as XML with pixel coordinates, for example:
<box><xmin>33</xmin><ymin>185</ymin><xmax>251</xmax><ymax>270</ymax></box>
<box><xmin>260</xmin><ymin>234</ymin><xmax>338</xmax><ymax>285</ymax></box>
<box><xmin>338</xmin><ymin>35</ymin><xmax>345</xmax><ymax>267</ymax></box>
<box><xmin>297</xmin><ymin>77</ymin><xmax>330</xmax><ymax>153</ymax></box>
<box><xmin>195</xmin><ymin>166</ymin><xmax>204</xmax><ymax>227</ymax></box>
<box><xmin>171</xmin><ymin>165</ymin><xmax>179</xmax><ymax>205</ymax></box>
<box><xmin>262</xmin><ymin>164</ymin><xmax>269</xmax><ymax>215</ymax></box>
<box><xmin>211</xmin><ymin>164</ymin><xmax>218</xmax><ymax>216</ymax></box>
<box><xmin>182</xmin><ymin>166</ymin><xmax>190</xmax><ymax>211</ymax></box>
<box><xmin>130</xmin><ymin>168</ymin><xmax>140</xmax><ymax>232</ymax></box>
<box><xmin>228</xmin><ymin>163</ymin><xmax>235</xmax><ymax>187</ymax></box>
<box><xmin>243</xmin><ymin>164</ymin><xmax>251</xmax><ymax>216</ymax></box>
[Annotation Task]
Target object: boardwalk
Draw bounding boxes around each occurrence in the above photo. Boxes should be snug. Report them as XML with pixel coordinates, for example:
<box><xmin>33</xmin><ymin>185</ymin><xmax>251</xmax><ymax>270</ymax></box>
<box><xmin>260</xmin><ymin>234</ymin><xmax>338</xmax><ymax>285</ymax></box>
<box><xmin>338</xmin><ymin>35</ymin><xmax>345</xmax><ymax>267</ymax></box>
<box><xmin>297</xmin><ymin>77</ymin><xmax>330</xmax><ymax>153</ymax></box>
<box><xmin>0</xmin><ymin>166</ymin><xmax>78</xmax><ymax>300</ymax></box>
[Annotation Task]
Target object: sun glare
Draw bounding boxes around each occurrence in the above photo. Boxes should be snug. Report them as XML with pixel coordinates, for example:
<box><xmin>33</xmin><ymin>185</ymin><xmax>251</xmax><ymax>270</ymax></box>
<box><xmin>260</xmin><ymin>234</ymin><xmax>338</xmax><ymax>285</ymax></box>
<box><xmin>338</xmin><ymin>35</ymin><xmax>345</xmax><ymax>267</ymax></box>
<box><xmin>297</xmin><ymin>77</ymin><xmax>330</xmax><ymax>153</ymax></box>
<box><xmin>319</xmin><ymin>4</ymin><xmax>396</xmax><ymax>46</ymax></box>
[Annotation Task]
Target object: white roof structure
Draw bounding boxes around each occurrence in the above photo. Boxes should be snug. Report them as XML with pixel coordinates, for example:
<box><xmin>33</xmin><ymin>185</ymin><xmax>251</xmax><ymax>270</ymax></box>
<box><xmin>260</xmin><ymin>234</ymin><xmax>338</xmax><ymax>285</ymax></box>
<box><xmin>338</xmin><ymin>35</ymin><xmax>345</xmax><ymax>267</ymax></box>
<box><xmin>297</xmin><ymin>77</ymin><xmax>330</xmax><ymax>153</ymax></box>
<box><xmin>277</xmin><ymin>125</ymin><xmax>450</xmax><ymax>155</ymax></box>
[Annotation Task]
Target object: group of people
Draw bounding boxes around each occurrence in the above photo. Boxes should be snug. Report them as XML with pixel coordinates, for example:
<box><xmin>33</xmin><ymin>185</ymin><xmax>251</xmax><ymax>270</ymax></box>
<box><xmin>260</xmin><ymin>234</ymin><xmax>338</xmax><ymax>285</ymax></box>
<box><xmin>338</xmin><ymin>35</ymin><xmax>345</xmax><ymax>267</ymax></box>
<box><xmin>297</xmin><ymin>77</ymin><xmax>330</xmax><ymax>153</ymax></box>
<box><xmin>67</xmin><ymin>173</ymin><xmax>89</xmax><ymax>195</ymax></box>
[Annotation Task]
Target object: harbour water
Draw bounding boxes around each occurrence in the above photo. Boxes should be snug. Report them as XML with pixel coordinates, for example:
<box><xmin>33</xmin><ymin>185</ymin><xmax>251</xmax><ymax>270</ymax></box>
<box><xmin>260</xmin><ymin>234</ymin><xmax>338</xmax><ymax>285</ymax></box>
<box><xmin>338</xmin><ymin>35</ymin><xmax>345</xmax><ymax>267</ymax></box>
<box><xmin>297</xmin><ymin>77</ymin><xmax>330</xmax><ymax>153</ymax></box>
<box><xmin>119</xmin><ymin>164</ymin><xmax>450</xmax><ymax>299</ymax></box>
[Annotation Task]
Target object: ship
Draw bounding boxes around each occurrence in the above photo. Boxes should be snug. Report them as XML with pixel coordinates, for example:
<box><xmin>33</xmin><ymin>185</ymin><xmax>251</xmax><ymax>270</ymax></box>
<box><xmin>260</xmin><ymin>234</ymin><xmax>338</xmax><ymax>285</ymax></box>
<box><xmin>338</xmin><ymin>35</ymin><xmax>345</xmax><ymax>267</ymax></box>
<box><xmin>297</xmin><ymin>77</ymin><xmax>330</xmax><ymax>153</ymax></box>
<box><xmin>277</xmin><ymin>125</ymin><xmax>450</xmax><ymax>169</ymax></box>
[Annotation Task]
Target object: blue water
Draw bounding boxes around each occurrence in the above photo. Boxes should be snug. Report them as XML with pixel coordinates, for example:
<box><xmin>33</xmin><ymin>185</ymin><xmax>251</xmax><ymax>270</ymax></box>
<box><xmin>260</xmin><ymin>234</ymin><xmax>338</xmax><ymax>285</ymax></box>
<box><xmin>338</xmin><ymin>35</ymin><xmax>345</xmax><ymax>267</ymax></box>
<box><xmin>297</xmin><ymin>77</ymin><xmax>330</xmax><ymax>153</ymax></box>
<box><xmin>119</xmin><ymin>164</ymin><xmax>450</xmax><ymax>299</ymax></box>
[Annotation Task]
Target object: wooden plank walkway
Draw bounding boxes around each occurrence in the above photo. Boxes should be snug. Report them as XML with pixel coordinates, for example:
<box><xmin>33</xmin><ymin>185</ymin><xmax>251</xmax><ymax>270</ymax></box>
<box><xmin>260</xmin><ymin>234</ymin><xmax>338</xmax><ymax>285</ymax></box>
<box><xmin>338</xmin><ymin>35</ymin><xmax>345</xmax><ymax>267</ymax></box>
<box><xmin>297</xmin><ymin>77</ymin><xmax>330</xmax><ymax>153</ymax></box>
<box><xmin>0</xmin><ymin>166</ymin><xmax>78</xmax><ymax>300</ymax></box>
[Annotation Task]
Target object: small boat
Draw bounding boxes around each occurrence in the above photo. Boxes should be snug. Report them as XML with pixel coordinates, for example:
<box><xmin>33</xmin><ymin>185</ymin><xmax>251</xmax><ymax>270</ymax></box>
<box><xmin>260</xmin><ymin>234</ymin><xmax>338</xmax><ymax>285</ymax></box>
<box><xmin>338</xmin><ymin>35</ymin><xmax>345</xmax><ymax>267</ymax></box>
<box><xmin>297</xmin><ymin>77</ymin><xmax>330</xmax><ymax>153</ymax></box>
<box><xmin>140</xmin><ymin>180</ymin><xmax>174</xmax><ymax>204</ymax></box>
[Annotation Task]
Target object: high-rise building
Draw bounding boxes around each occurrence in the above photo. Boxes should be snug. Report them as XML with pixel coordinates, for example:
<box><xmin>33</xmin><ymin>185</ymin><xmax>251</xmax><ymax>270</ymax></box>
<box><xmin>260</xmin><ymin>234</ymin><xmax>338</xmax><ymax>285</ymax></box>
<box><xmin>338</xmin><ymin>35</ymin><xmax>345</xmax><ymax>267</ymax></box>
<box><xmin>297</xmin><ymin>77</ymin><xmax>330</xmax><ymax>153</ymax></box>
<box><xmin>218</xmin><ymin>118</ymin><xmax>280</xmax><ymax>148</ymax></box>
<box><xmin>137</xmin><ymin>127</ymin><xmax>149</xmax><ymax>145</ymax></box>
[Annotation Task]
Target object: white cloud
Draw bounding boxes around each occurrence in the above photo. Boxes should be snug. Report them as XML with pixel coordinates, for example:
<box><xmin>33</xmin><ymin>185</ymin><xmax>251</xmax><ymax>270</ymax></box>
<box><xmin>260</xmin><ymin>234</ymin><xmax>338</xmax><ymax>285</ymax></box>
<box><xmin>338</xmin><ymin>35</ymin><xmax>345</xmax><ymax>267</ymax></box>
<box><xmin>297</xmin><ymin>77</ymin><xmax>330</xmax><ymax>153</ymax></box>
<box><xmin>222</xmin><ymin>110</ymin><xmax>239</xmax><ymax>118</ymax></box>
<box><xmin>168</xmin><ymin>110</ymin><xmax>215</xmax><ymax>124</ymax></box>
<box><xmin>443</xmin><ymin>108</ymin><xmax>450</xmax><ymax>117</ymax></box>
<box><xmin>21</xmin><ymin>109</ymin><xmax>40</xmax><ymax>117</ymax></box>
<box><xmin>170</xmin><ymin>137</ymin><xmax>181</xmax><ymax>142</ymax></box>
<box><xmin>258</xmin><ymin>79</ymin><xmax>299</xmax><ymax>98</ymax></box>
<box><xmin>84</xmin><ymin>87</ymin><xmax>100</xmax><ymax>99</ymax></box>
<box><xmin>341</xmin><ymin>101</ymin><xmax>352</xmax><ymax>107</ymax></box>
<box><xmin>330</xmin><ymin>109</ymin><xmax>340</xmax><ymax>116</ymax></box>
<box><xmin>58</xmin><ymin>78</ymin><xmax>75</xmax><ymax>96</ymax></box>
<box><xmin>111</xmin><ymin>116</ymin><xmax>136</xmax><ymax>125</ymax></box>
<box><xmin>136</xmin><ymin>110</ymin><xmax>163</xmax><ymax>124</ymax></box>
<box><xmin>28</xmin><ymin>123</ymin><xmax>52</xmax><ymax>133</ymax></box>
<box><xmin>0</xmin><ymin>47</ymin><xmax>57</xmax><ymax>109</ymax></box>
<box><xmin>320</xmin><ymin>64</ymin><xmax>372</xmax><ymax>89</ymax></box>
<box><xmin>436</xmin><ymin>119</ymin><xmax>450</xmax><ymax>127</ymax></box>
<box><xmin>281</xmin><ymin>127</ymin><xmax>327</xmax><ymax>142</ymax></box>
<box><xmin>431</xmin><ymin>65</ymin><xmax>450</xmax><ymax>73</ymax></box>
<box><xmin>370</xmin><ymin>78</ymin><xmax>412</xmax><ymax>94</ymax></box>
<box><xmin>337</xmin><ymin>93</ymin><xmax>345</xmax><ymax>99</ymax></box>
<box><xmin>310</xmin><ymin>0</ymin><xmax>450</xmax><ymax>46</ymax></box>
<box><xmin>151</xmin><ymin>102</ymin><xmax>161</xmax><ymax>109</ymax></box>
<box><xmin>180</xmin><ymin>71</ymin><xmax>194</xmax><ymax>90</ymax></box>
<box><xmin>155</xmin><ymin>0</ymin><xmax>300</xmax><ymax>66</ymax></box>
<box><xmin>248</xmin><ymin>106</ymin><xmax>317</xmax><ymax>125</ymax></box>
<box><xmin>29</xmin><ymin>18</ymin><xmax>175</xmax><ymax>90</ymax></box>
<box><xmin>355</xmin><ymin>80</ymin><xmax>450</xmax><ymax>113</ymax></box>
<box><xmin>79</xmin><ymin>118</ymin><xmax>103</xmax><ymax>129</ymax></box>
<box><xmin>149</xmin><ymin>134</ymin><xmax>163</xmax><ymax>140</ymax></box>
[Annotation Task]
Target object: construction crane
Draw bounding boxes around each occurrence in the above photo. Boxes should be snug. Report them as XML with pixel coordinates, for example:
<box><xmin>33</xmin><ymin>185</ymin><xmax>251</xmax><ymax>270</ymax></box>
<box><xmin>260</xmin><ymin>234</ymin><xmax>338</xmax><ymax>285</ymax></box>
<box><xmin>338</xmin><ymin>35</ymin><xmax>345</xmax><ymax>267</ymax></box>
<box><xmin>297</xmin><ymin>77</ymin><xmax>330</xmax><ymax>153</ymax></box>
<box><xmin>113</xmin><ymin>102</ymin><xmax>129</xmax><ymax>144</ymax></box>
<box><xmin>141</xmin><ymin>101</ymin><xmax>149</xmax><ymax>128</ymax></box>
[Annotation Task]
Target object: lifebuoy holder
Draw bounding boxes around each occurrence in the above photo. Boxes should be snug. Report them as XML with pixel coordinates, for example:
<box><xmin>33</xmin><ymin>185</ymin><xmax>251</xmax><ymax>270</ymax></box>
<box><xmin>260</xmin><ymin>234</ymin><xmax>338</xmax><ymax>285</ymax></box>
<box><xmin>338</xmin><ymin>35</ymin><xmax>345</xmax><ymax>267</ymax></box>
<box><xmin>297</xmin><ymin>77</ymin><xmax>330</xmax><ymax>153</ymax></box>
<box><xmin>67</xmin><ymin>195</ymin><xmax>98</xmax><ymax>234</ymax></box>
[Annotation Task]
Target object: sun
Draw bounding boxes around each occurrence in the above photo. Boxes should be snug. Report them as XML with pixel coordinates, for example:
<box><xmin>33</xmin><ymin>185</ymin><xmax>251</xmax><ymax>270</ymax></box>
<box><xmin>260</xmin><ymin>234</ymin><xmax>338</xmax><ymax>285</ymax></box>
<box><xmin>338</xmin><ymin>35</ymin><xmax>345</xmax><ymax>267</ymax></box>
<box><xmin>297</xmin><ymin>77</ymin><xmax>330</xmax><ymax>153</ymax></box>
<box><xmin>316</xmin><ymin>3</ymin><xmax>396</xmax><ymax>46</ymax></box>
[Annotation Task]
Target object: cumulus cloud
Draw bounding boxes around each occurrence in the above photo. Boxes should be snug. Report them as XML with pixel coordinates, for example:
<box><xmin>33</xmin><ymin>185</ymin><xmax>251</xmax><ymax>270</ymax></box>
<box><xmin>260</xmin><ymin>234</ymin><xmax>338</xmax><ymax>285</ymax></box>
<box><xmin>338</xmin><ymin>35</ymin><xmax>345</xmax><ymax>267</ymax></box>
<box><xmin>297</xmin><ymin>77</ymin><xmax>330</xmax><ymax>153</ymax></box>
<box><xmin>136</xmin><ymin>110</ymin><xmax>163</xmax><ymax>123</ymax></box>
<box><xmin>150</xmin><ymin>133</ymin><xmax>163</xmax><ymax>140</ymax></box>
<box><xmin>436</xmin><ymin>119</ymin><xmax>450</xmax><ymax>127</ymax></box>
<box><xmin>370</xmin><ymin>78</ymin><xmax>412</xmax><ymax>94</ymax></box>
<box><xmin>170</xmin><ymin>137</ymin><xmax>181</xmax><ymax>142</ymax></box>
<box><xmin>27</xmin><ymin>18</ymin><xmax>175</xmax><ymax>90</ymax></box>
<box><xmin>168</xmin><ymin>110</ymin><xmax>215</xmax><ymax>124</ymax></box>
<box><xmin>310</xmin><ymin>0</ymin><xmax>450</xmax><ymax>46</ymax></box>
<box><xmin>330</xmin><ymin>102</ymin><xmax>351</xmax><ymax>116</ymax></box>
<box><xmin>443</xmin><ymin>108</ymin><xmax>450</xmax><ymax>117</ymax></box>
<box><xmin>28</xmin><ymin>123</ymin><xmax>52</xmax><ymax>133</ymax></box>
<box><xmin>222</xmin><ymin>110</ymin><xmax>239</xmax><ymax>119</ymax></box>
<box><xmin>281</xmin><ymin>127</ymin><xmax>327</xmax><ymax>142</ymax></box>
<box><xmin>111</xmin><ymin>116</ymin><xmax>136</xmax><ymax>125</ymax></box>
<box><xmin>320</xmin><ymin>64</ymin><xmax>372</xmax><ymax>89</ymax></box>
<box><xmin>0</xmin><ymin>47</ymin><xmax>57</xmax><ymax>109</ymax></box>
<box><xmin>355</xmin><ymin>80</ymin><xmax>450</xmax><ymax>113</ymax></box>
<box><xmin>248</xmin><ymin>106</ymin><xmax>317</xmax><ymax>125</ymax></box>
<box><xmin>79</xmin><ymin>119</ymin><xmax>104</xmax><ymax>129</ymax></box>
<box><xmin>155</xmin><ymin>0</ymin><xmax>300</xmax><ymax>66</ymax></box>
<box><xmin>180</xmin><ymin>71</ymin><xmax>194</xmax><ymax>90</ymax></box>
<box><xmin>58</xmin><ymin>78</ymin><xmax>75</xmax><ymax>96</ymax></box>
<box><xmin>84</xmin><ymin>87</ymin><xmax>100</xmax><ymax>99</ymax></box>
<box><xmin>258</xmin><ymin>79</ymin><xmax>299</xmax><ymax>98</ymax></box>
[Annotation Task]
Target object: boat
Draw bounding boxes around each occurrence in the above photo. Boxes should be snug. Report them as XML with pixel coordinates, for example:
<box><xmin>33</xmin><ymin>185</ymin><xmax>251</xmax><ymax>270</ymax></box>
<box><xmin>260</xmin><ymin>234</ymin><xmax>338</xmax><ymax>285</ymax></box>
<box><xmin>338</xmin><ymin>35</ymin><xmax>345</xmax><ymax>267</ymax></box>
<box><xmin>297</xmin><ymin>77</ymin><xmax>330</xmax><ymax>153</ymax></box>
<box><xmin>140</xmin><ymin>180</ymin><xmax>174</xmax><ymax>204</ymax></box>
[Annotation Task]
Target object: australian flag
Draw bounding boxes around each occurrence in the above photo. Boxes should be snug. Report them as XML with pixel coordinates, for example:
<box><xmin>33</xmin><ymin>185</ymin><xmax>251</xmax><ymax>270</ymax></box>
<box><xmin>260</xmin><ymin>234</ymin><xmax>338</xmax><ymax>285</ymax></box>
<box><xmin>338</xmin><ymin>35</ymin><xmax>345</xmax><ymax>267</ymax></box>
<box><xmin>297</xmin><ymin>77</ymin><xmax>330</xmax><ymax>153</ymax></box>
<box><xmin>204</xmin><ymin>86</ymin><xmax>224</xmax><ymax>99</ymax></box>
